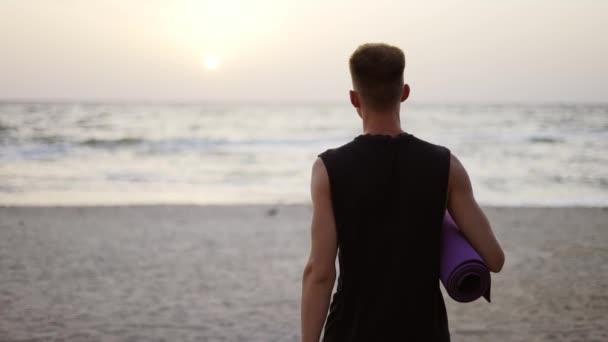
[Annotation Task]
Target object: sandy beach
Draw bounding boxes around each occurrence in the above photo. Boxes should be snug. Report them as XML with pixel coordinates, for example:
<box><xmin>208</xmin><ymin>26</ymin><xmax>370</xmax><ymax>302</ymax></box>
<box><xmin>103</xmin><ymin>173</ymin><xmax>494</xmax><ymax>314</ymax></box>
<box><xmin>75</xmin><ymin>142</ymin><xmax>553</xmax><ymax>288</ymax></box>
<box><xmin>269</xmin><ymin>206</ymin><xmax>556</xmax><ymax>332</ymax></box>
<box><xmin>0</xmin><ymin>205</ymin><xmax>606</xmax><ymax>342</ymax></box>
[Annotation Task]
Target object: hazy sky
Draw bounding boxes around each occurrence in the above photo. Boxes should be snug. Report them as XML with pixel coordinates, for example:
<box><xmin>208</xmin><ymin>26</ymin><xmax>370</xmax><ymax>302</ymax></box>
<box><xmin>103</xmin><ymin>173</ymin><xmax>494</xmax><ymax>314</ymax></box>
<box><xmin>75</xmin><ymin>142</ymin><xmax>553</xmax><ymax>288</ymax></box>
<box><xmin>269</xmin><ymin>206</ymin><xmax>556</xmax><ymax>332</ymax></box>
<box><xmin>1</xmin><ymin>1</ymin><xmax>606</xmax><ymax>103</ymax></box>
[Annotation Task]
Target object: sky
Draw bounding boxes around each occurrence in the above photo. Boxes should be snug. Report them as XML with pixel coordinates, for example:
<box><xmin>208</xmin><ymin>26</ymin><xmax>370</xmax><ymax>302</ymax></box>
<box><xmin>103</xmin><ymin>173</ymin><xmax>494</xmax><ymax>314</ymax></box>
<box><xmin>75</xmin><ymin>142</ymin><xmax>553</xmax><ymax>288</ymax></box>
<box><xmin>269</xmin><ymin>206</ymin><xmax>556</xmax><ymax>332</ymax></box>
<box><xmin>1</xmin><ymin>1</ymin><xmax>606</xmax><ymax>103</ymax></box>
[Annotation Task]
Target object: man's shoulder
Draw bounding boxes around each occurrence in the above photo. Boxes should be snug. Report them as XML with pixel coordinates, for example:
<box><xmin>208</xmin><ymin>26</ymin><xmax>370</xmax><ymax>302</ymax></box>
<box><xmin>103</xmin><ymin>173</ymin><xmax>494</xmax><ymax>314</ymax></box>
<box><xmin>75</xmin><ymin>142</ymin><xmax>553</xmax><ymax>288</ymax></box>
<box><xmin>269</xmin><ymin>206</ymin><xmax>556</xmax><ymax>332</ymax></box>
<box><xmin>407</xmin><ymin>134</ymin><xmax>451</xmax><ymax>158</ymax></box>
<box><xmin>408</xmin><ymin>133</ymin><xmax>449</xmax><ymax>150</ymax></box>
<box><xmin>317</xmin><ymin>139</ymin><xmax>358</xmax><ymax>160</ymax></box>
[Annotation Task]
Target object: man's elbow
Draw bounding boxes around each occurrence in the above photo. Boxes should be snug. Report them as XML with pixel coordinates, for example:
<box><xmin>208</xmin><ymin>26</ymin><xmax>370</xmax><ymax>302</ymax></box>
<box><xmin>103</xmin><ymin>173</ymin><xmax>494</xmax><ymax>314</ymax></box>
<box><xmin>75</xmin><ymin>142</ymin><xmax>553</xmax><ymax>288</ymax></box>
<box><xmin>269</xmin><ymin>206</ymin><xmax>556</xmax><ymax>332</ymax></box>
<box><xmin>488</xmin><ymin>250</ymin><xmax>505</xmax><ymax>273</ymax></box>
<box><xmin>302</xmin><ymin>262</ymin><xmax>336</xmax><ymax>285</ymax></box>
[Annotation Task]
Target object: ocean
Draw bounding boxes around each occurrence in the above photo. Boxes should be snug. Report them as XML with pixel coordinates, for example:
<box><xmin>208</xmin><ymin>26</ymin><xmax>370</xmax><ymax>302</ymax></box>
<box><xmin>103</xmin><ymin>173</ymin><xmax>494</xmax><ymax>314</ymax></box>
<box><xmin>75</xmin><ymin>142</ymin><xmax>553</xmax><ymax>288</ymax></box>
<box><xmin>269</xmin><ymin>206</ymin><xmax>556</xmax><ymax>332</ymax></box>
<box><xmin>0</xmin><ymin>102</ymin><xmax>606</xmax><ymax>206</ymax></box>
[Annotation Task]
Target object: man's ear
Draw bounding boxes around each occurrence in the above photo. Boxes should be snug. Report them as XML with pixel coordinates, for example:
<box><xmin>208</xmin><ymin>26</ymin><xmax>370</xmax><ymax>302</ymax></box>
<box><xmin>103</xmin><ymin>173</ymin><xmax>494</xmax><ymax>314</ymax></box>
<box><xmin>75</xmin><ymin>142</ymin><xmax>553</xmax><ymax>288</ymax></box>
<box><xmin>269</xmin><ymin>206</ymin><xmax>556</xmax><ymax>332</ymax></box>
<box><xmin>349</xmin><ymin>90</ymin><xmax>360</xmax><ymax>108</ymax></box>
<box><xmin>401</xmin><ymin>84</ymin><xmax>411</xmax><ymax>102</ymax></box>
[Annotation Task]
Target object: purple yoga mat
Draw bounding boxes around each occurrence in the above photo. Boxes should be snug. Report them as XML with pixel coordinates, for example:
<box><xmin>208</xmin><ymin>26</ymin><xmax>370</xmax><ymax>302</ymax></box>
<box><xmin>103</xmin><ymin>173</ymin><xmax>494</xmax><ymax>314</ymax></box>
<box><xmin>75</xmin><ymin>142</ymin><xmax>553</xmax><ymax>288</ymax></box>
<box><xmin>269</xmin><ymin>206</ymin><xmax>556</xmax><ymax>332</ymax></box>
<box><xmin>439</xmin><ymin>212</ymin><xmax>491</xmax><ymax>303</ymax></box>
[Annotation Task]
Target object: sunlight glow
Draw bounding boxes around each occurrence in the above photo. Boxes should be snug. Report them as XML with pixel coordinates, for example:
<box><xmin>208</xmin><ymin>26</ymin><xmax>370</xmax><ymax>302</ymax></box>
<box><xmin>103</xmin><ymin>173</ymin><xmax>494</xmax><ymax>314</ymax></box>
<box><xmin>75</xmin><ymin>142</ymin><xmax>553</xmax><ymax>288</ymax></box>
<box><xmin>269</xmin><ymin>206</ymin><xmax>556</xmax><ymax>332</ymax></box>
<box><xmin>204</xmin><ymin>55</ymin><xmax>220</xmax><ymax>70</ymax></box>
<box><xmin>160</xmin><ymin>0</ymin><xmax>289</xmax><ymax>66</ymax></box>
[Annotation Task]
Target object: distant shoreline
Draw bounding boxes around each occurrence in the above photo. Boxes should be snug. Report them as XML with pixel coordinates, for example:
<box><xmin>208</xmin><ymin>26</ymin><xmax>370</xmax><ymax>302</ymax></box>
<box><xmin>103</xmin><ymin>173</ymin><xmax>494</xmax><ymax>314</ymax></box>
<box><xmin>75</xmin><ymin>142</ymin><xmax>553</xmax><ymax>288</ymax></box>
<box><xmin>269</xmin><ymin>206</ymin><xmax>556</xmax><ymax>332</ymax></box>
<box><xmin>1</xmin><ymin>203</ymin><xmax>607</xmax><ymax>209</ymax></box>
<box><xmin>2</xmin><ymin>99</ymin><xmax>608</xmax><ymax>106</ymax></box>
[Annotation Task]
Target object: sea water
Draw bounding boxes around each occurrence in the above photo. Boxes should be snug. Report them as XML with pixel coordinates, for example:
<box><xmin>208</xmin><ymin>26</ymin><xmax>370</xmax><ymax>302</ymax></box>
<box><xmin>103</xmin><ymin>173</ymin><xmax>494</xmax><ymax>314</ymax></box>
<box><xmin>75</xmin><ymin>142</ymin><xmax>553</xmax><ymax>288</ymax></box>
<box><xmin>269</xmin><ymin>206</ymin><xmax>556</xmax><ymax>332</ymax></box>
<box><xmin>0</xmin><ymin>102</ymin><xmax>606</xmax><ymax>206</ymax></box>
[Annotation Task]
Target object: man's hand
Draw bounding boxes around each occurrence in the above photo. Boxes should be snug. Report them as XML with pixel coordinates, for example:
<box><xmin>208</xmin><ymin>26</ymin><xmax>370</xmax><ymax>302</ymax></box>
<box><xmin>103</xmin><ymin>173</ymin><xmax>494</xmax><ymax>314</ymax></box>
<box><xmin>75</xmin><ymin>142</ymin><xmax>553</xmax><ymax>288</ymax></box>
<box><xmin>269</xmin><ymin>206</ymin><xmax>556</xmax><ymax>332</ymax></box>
<box><xmin>301</xmin><ymin>157</ymin><xmax>338</xmax><ymax>342</ymax></box>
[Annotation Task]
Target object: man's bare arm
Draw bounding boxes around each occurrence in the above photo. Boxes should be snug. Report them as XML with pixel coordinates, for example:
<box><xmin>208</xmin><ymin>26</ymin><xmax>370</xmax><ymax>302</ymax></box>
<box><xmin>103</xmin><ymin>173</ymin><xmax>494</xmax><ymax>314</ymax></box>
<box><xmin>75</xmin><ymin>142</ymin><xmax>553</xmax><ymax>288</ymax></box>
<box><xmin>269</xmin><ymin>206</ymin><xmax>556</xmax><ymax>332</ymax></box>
<box><xmin>447</xmin><ymin>154</ymin><xmax>505</xmax><ymax>272</ymax></box>
<box><xmin>301</xmin><ymin>157</ymin><xmax>338</xmax><ymax>342</ymax></box>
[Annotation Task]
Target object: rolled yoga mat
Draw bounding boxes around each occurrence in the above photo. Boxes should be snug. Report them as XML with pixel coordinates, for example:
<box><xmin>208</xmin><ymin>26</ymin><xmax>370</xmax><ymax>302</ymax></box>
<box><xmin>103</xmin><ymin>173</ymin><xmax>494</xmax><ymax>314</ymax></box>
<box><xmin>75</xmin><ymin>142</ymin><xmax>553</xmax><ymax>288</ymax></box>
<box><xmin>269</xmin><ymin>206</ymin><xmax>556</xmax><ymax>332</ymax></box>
<box><xmin>439</xmin><ymin>212</ymin><xmax>491</xmax><ymax>303</ymax></box>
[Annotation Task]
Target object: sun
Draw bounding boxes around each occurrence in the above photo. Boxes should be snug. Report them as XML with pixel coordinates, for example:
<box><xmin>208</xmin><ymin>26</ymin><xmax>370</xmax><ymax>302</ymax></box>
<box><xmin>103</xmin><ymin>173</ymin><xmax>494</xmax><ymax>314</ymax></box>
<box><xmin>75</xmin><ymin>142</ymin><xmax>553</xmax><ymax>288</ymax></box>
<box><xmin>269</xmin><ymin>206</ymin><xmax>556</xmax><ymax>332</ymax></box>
<box><xmin>204</xmin><ymin>55</ymin><xmax>220</xmax><ymax>70</ymax></box>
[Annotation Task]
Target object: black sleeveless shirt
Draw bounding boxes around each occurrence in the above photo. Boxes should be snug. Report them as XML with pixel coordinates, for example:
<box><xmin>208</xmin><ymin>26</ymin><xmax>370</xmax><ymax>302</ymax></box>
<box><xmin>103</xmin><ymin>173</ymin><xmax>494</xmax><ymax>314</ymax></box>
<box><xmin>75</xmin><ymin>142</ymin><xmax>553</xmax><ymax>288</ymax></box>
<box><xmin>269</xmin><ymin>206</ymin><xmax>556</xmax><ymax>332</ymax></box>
<box><xmin>318</xmin><ymin>132</ymin><xmax>451</xmax><ymax>342</ymax></box>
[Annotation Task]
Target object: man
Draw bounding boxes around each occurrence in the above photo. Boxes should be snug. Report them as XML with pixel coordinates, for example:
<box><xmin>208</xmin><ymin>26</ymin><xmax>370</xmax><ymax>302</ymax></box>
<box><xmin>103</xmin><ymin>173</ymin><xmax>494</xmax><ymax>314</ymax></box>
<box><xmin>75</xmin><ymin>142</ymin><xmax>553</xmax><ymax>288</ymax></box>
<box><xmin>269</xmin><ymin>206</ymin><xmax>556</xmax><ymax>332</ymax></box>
<box><xmin>300</xmin><ymin>43</ymin><xmax>505</xmax><ymax>342</ymax></box>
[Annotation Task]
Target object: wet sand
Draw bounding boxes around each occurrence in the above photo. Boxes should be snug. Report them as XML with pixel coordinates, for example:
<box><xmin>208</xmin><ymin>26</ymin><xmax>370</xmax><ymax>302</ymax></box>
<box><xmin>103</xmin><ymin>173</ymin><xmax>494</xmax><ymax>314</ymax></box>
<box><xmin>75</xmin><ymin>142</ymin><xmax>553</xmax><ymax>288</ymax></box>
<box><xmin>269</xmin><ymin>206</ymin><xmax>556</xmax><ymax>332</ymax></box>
<box><xmin>0</xmin><ymin>205</ymin><xmax>606</xmax><ymax>341</ymax></box>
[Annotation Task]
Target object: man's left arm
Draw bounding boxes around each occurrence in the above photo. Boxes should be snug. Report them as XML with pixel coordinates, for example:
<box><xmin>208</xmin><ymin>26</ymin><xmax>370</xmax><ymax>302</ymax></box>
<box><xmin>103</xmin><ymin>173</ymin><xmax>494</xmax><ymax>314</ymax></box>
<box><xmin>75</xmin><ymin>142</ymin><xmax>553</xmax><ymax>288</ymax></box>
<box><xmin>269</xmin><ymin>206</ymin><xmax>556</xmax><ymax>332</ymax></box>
<box><xmin>300</xmin><ymin>157</ymin><xmax>338</xmax><ymax>342</ymax></box>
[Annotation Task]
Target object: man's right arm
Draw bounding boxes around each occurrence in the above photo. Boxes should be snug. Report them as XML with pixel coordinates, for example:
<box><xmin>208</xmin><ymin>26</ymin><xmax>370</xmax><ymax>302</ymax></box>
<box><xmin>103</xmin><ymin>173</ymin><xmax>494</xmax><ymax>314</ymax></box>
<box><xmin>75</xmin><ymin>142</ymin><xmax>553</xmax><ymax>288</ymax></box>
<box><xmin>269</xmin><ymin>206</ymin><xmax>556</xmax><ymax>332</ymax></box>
<box><xmin>447</xmin><ymin>153</ymin><xmax>505</xmax><ymax>273</ymax></box>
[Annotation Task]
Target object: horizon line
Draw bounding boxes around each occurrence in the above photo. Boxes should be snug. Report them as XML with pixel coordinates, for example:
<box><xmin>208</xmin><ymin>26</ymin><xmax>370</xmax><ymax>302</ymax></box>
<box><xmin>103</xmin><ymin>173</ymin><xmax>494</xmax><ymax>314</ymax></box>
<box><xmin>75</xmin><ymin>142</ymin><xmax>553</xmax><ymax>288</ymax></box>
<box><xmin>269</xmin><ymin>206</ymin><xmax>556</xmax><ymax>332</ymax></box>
<box><xmin>1</xmin><ymin>98</ymin><xmax>607</xmax><ymax>106</ymax></box>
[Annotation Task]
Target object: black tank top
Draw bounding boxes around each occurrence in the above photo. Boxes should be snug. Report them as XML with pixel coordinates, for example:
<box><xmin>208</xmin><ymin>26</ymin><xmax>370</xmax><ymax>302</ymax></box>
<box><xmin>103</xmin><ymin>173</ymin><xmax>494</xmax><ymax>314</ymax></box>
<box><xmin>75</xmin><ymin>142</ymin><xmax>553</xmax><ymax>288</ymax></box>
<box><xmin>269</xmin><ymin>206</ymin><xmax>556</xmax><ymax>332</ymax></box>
<box><xmin>318</xmin><ymin>132</ymin><xmax>451</xmax><ymax>342</ymax></box>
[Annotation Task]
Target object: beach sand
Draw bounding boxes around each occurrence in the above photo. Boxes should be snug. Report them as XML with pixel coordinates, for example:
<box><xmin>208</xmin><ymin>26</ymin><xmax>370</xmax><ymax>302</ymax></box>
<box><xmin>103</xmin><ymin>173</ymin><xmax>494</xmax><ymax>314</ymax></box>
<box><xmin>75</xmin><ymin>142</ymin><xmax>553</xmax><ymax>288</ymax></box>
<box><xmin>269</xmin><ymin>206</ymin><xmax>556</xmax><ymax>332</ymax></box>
<box><xmin>0</xmin><ymin>205</ymin><xmax>606</xmax><ymax>341</ymax></box>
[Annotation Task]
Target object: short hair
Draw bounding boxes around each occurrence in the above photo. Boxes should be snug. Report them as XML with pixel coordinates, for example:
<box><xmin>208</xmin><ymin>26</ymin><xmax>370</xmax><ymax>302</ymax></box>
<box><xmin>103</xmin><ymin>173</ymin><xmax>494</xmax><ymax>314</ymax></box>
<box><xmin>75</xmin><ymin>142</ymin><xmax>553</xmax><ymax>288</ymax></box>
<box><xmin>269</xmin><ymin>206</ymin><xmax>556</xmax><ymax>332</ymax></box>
<box><xmin>349</xmin><ymin>43</ymin><xmax>405</xmax><ymax>111</ymax></box>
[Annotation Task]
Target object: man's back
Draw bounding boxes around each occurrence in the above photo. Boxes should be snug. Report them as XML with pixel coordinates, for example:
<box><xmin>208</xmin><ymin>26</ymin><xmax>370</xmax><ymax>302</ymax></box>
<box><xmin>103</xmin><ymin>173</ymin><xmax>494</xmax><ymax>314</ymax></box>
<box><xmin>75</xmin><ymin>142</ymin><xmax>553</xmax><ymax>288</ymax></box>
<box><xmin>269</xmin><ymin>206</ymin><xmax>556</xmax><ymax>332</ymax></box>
<box><xmin>317</xmin><ymin>132</ymin><xmax>451</xmax><ymax>341</ymax></box>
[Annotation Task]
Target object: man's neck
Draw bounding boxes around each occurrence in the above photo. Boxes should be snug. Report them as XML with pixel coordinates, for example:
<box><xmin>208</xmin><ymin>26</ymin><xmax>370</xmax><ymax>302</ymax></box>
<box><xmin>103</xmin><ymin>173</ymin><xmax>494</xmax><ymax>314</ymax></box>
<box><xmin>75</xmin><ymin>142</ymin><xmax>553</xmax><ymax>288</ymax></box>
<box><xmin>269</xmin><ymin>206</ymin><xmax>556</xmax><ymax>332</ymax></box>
<box><xmin>361</xmin><ymin>109</ymin><xmax>404</xmax><ymax>136</ymax></box>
